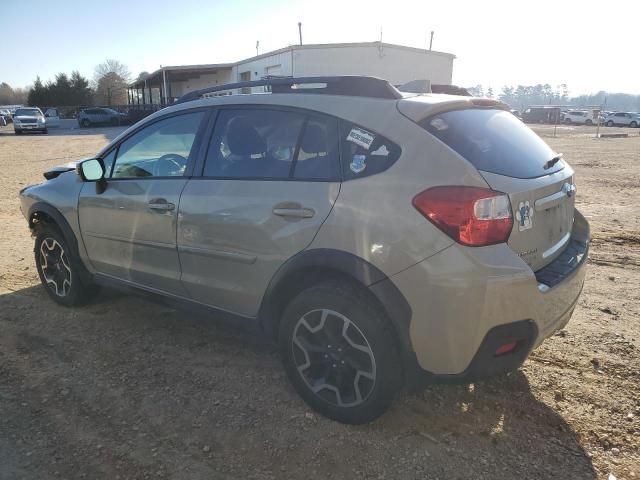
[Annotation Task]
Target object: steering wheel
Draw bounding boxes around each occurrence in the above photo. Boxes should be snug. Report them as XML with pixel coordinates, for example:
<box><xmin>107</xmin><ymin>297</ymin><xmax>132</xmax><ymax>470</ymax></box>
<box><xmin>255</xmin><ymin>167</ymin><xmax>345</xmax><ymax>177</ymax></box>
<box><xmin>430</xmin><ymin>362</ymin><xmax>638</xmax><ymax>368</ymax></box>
<box><xmin>153</xmin><ymin>153</ymin><xmax>187</xmax><ymax>177</ymax></box>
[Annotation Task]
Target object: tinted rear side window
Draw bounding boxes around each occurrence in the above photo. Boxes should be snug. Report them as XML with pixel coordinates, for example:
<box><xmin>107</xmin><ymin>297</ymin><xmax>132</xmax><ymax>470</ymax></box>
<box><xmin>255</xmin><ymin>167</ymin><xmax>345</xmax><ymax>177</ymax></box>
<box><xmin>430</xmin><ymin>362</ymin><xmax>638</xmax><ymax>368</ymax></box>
<box><xmin>420</xmin><ymin>109</ymin><xmax>563</xmax><ymax>179</ymax></box>
<box><xmin>340</xmin><ymin>122</ymin><xmax>401</xmax><ymax>180</ymax></box>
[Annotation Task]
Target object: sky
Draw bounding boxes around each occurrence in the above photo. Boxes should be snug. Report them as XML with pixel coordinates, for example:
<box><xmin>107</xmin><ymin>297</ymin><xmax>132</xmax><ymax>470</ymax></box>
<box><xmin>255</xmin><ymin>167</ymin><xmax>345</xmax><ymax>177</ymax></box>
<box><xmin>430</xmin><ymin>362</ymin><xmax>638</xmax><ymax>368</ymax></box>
<box><xmin>2</xmin><ymin>0</ymin><xmax>639</xmax><ymax>96</ymax></box>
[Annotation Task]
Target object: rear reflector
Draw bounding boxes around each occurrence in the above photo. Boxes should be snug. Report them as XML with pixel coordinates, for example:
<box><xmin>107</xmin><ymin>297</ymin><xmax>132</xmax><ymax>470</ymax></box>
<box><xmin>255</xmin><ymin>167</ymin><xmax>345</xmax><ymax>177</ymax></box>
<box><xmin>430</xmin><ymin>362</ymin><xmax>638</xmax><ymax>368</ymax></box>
<box><xmin>413</xmin><ymin>186</ymin><xmax>513</xmax><ymax>246</ymax></box>
<box><xmin>494</xmin><ymin>342</ymin><xmax>518</xmax><ymax>356</ymax></box>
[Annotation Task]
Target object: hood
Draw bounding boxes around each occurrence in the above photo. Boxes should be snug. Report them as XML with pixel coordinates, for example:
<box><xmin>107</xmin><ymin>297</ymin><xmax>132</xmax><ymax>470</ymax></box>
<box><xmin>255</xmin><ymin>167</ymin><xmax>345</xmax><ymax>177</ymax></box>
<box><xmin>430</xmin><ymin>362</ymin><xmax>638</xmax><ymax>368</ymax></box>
<box><xmin>43</xmin><ymin>160</ymin><xmax>83</xmax><ymax>180</ymax></box>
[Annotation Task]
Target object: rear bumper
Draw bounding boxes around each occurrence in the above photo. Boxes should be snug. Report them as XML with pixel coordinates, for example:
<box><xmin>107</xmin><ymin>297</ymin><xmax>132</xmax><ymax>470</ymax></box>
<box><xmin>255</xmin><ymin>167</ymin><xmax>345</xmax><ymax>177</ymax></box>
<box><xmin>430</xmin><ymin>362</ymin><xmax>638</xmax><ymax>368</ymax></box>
<box><xmin>389</xmin><ymin>209</ymin><xmax>589</xmax><ymax>383</ymax></box>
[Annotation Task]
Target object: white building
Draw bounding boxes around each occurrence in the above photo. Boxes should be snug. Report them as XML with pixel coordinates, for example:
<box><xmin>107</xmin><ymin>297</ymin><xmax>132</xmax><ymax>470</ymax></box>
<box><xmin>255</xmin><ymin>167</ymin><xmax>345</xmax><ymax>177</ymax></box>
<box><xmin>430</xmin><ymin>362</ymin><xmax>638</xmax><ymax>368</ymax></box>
<box><xmin>127</xmin><ymin>41</ymin><xmax>456</xmax><ymax>106</ymax></box>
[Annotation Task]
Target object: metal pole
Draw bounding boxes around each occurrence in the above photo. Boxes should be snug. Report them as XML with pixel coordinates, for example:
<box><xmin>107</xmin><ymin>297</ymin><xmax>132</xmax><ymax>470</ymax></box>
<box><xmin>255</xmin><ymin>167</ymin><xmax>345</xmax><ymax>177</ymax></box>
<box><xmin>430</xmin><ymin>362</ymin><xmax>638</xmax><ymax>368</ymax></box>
<box><xmin>429</xmin><ymin>31</ymin><xmax>434</xmax><ymax>50</ymax></box>
<box><xmin>298</xmin><ymin>22</ymin><xmax>302</xmax><ymax>45</ymax></box>
<box><xmin>256</xmin><ymin>40</ymin><xmax>259</xmax><ymax>56</ymax></box>
<box><xmin>162</xmin><ymin>70</ymin><xmax>168</xmax><ymax>106</ymax></box>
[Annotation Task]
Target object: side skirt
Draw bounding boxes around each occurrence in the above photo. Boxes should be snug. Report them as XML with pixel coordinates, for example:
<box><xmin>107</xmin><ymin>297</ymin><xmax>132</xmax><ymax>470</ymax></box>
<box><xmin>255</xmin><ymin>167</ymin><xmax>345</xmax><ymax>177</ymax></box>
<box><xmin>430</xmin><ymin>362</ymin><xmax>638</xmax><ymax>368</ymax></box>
<box><xmin>93</xmin><ymin>273</ymin><xmax>263</xmax><ymax>336</ymax></box>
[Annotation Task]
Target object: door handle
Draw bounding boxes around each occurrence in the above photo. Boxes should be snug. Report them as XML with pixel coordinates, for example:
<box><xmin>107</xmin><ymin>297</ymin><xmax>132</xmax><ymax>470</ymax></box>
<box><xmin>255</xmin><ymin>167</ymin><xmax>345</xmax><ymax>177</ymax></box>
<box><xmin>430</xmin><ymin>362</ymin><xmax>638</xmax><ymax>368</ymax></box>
<box><xmin>272</xmin><ymin>207</ymin><xmax>315</xmax><ymax>218</ymax></box>
<box><xmin>148</xmin><ymin>200</ymin><xmax>175</xmax><ymax>211</ymax></box>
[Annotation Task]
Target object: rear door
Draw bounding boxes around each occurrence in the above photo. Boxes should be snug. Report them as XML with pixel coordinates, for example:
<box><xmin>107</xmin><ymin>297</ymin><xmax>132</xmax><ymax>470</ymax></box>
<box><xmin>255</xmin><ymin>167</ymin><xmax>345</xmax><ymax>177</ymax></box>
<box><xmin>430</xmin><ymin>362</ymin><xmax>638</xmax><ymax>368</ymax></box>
<box><xmin>421</xmin><ymin>108</ymin><xmax>576</xmax><ymax>271</ymax></box>
<box><xmin>178</xmin><ymin>107</ymin><xmax>341</xmax><ymax>317</ymax></box>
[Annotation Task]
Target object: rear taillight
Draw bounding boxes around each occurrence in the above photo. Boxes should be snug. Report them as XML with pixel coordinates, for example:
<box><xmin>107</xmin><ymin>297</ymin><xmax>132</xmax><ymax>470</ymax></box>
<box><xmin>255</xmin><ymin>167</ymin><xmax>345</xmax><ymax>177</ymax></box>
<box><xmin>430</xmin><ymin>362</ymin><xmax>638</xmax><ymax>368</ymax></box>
<box><xmin>412</xmin><ymin>186</ymin><xmax>513</xmax><ymax>247</ymax></box>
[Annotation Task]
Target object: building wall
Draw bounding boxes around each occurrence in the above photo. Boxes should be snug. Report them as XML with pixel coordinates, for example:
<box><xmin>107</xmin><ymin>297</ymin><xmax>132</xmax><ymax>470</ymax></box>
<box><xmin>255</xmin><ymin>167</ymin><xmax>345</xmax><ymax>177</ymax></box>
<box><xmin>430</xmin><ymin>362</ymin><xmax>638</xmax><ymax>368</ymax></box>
<box><xmin>292</xmin><ymin>45</ymin><xmax>454</xmax><ymax>85</ymax></box>
<box><xmin>232</xmin><ymin>51</ymin><xmax>294</xmax><ymax>93</ymax></box>
<box><xmin>169</xmin><ymin>70</ymin><xmax>233</xmax><ymax>97</ymax></box>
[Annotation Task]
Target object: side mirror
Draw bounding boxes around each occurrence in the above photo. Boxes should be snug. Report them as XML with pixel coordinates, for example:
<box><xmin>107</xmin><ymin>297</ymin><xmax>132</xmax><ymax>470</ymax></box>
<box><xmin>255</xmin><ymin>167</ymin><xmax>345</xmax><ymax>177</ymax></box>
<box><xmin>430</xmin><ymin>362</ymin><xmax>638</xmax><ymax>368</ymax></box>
<box><xmin>78</xmin><ymin>158</ymin><xmax>105</xmax><ymax>182</ymax></box>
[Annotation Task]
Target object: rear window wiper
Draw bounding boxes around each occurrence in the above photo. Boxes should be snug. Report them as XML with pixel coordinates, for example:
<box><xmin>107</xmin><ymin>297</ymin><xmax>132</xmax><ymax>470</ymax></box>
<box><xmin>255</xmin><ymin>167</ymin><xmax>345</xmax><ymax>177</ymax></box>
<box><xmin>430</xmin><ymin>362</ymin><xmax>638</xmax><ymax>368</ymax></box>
<box><xmin>544</xmin><ymin>153</ymin><xmax>563</xmax><ymax>170</ymax></box>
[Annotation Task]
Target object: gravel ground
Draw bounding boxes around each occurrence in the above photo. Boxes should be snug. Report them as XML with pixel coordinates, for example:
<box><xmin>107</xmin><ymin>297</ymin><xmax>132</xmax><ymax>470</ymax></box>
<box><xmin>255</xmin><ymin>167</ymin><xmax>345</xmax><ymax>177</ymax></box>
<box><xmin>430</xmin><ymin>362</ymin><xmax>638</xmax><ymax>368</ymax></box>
<box><xmin>0</xmin><ymin>123</ymin><xmax>638</xmax><ymax>480</ymax></box>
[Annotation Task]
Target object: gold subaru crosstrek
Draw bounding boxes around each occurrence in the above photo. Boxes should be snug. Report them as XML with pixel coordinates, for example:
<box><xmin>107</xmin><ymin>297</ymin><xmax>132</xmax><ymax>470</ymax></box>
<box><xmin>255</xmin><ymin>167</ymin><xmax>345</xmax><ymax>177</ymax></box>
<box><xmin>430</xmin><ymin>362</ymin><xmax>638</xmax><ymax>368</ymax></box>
<box><xmin>20</xmin><ymin>76</ymin><xmax>589</xmax><ymax>423</ymax></box>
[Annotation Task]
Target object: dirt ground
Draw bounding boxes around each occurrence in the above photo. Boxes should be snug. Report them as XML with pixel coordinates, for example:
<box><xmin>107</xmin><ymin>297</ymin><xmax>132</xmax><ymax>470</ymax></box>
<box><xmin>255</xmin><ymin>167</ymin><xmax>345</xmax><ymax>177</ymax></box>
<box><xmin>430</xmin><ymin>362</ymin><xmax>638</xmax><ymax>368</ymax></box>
<box><xmin>0</xmin><ymin>123</ymin><xmax>638</xmax><ymax>480</ymax></box>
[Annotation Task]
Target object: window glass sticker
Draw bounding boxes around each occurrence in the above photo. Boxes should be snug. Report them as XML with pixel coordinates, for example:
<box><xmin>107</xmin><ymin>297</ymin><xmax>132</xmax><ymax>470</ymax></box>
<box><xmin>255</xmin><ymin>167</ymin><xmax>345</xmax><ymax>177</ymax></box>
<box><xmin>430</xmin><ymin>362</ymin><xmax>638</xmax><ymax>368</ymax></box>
<box><xmin>371</xmin><ymin>144</ymin><xmax>389</xmax><ymax>156</ymax></box>
<box><xmin>350</xmin><ymin>154</ymin><xmax>367</xmax><ymax>173</ymax></box>
<box><xmin>346</xmin><ymin>127</ymin><xmax>375</xmax><ymax>150</ymax></box>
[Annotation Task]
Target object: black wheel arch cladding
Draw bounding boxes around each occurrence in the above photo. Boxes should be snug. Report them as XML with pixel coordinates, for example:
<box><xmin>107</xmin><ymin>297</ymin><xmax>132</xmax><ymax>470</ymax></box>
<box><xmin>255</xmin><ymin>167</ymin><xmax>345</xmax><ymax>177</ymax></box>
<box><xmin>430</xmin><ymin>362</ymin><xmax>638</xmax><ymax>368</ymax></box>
<box><xmin>259</xmin><ymin>248</ymin><xmax>414</xmax><ymax>368</ymax></box>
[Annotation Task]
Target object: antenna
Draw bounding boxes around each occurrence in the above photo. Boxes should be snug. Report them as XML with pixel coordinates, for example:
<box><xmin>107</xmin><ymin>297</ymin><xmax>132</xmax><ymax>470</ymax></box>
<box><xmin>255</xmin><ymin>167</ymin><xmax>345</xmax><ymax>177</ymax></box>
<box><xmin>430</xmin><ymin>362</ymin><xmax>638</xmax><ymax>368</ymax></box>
<box><xmin>298</xmin><ymin>22</ymin><xmax>302</xmax><ymax>45</ymax></box>
<box><xmin>380</xmin><ymin>26</ymin><xmax>383</xmax><ymax>43</ymax></box>
<box><xmin>429</xmin><ymin>31</ymin><xmax>434</xmax><ymax>50</ymax></box>
<box><xmin>256</xmin><ymin>40</ymin><xmax>259</xmax><ymax>56</ymax></box>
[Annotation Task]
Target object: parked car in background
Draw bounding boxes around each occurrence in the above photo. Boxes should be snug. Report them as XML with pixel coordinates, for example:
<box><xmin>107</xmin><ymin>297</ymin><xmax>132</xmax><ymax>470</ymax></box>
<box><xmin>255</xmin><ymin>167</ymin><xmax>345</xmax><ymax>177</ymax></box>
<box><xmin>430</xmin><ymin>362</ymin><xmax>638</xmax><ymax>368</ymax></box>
<box><xmin>521</xmin><ymin>106</ymin><xmax>561</xmax><ymax>124</ymax></box>
<box><xmin>43</xmin><ymin>108</ymin><xmax>61</xmax><ymax>128</ymax></box>
<box><xmin>604</xmin><ymin>112</ymin><xmax>640</xmax><ymax>128</ymax></box>
<box><xmin>563</xmin><ymin>110</ymin><xmax>597</xmax><ymax>125</ymax></box>
<box><xmin>78</xmin><ymin>107</ymin><xmax>128</xmax><ymax>127</ymax></box>
<box><xmin>19</xmin><ymin>76</ymin><xmax>589</xmax><ymax>424</ymax></box>
<box><xmin>0</xmin><ymin>108</ymin><xmax>13</xmax><ymax>124</ymax></box>
<box><xmin>13</xmin><ymin>107</ymin><xmax>47</xmax><ymax>134</ymax></box>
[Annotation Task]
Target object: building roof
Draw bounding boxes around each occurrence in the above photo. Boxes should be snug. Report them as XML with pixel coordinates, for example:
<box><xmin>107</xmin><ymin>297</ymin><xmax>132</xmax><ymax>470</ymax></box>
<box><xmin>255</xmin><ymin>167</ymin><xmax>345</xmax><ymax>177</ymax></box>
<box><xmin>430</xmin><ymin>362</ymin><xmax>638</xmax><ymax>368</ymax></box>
<box><xmin>129</xmin><ymin>41</ymin><xmax>456</xmax><ymax>88</ymax></box>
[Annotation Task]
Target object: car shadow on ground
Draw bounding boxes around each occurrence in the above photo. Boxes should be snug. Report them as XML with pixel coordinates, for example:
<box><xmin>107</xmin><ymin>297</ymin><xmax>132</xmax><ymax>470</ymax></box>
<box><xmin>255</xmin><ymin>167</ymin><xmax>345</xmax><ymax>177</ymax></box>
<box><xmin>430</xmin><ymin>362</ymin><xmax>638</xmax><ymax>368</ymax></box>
<box><xmin>0</xmin><ymin>284</ymin><xmax>597</xmax><ymax>478</ymax></box>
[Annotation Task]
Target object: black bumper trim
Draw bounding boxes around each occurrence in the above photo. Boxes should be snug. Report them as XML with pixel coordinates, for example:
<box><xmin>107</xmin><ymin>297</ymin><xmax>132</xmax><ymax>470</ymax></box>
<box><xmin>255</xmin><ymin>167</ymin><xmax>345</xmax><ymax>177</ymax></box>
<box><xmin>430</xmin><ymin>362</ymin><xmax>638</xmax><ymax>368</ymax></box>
<box><xmin>405</xmin><ymin>319</ymin><xmax>538</xmax><ymax>389</ymax></box>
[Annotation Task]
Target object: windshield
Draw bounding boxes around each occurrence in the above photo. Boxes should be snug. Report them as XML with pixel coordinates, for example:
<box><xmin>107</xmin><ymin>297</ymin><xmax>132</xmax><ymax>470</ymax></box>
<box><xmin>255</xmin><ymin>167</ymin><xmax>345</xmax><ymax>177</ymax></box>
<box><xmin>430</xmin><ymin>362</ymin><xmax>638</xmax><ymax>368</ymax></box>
<box><xmin>420</xmin><ymin>108</ymin><xmax>564</xmax><ymax>179</ymax></box>
<box><xmin>15</xmin><ymin>108</ymin><xmax>41</xmax><ymax>116</ymax></box>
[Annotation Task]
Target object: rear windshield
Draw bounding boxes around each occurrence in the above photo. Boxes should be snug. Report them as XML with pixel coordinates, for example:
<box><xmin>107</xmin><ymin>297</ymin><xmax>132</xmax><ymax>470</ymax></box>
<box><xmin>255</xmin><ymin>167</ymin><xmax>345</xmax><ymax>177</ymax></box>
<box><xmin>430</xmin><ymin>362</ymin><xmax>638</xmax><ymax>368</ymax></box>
<box><xmin>420</xmin><ymin>109</ymin><xmax>564</xmax><ymax>179</ymax></box>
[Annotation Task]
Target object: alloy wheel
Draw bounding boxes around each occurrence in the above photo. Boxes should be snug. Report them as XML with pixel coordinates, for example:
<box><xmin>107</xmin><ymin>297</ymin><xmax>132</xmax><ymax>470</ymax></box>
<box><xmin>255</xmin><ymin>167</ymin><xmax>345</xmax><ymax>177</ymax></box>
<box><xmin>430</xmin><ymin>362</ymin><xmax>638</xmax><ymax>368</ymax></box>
<box><xmin>292</xmin><ymin>309</ymin><xmax>376</xmax><ymax>408</ymax></box>
<box><xmin>39</xmin><ymin>238</ymin><xmax>72</xmax><ymax>297</ymax></box>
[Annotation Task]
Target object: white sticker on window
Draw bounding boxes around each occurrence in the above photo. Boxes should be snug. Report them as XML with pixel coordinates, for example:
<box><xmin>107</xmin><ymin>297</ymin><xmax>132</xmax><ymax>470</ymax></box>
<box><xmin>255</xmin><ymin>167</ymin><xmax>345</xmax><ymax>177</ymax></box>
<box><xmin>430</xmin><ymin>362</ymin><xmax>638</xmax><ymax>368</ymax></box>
<box><xmin>346</xmin><ymin>127</ymin><xmax>375</xmax><ymax>150</ymax></box>
<box><xmin>371</xmin><ymin>145</ymin><xmax>389</xmax><ymax>156</ymax></box>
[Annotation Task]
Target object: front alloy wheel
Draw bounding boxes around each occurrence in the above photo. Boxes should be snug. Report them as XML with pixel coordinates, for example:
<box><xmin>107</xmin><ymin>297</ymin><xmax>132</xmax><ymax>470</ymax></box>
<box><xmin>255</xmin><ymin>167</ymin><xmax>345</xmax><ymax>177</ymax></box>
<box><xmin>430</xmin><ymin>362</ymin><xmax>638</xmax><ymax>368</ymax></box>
<box><xmin>39</xmin><ymin>238</ymin><xmax>72</xmax><ymax>297</ymax></box>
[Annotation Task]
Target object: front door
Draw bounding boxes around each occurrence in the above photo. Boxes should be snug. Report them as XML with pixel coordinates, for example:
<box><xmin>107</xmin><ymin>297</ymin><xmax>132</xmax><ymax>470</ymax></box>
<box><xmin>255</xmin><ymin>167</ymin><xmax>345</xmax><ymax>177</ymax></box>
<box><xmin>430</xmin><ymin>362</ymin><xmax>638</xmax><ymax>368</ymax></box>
<box><xmin>78</xmin><ymin>110</ymin><xmax>207</xmax><ymax>295</ymax></box>
<box><xmin>44</xmin><ymin>108</ymin><xmax>60</xmax><ymax>127</ymax></box>
<box><xmin>178</xmin><ymin>107</ymin><xmax>341</xmax><ymax>316</ymax></box>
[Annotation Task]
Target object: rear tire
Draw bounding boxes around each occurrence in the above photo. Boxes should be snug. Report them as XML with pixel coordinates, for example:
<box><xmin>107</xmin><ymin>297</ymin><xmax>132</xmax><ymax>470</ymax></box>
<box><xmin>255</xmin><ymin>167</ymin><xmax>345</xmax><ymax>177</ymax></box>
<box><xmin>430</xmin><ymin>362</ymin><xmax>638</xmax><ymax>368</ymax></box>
<box><xmin>630</xmin><ymin>121</ymin><xmax>638</xmax><ymax>128</ymax></box>
<box><xmin>585</xmin><ymin>119</ymin><xmax>593</xmax><ymax>126</ymax></box>
<box><xmin>42</xmin><ymin>128</ymin><xmax>48</xmax><ymax>134</ymax></box>
<box><xmin>279</xmin><ymin>279</ymin><xmax>401</xmax><ymax>424</ymax></box>
<box><xmin>564</xmin><ymin>118</ymin><xmax>572</xmax><ymax>124</ymax></box>
<box><xmin>34</xmin><ymin>224</ymin><xmax>99</xmax><ymax>307</ymax></box>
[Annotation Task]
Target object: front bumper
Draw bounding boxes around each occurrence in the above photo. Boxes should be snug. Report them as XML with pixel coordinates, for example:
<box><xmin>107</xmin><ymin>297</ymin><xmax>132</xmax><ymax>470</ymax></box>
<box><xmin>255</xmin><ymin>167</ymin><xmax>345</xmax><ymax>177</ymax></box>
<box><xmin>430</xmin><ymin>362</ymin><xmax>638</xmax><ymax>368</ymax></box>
<box><xmin>390</xmin><ymin>209</ymin><xmax>589</xmax><ymax>381</ymax></box>
<box><xmin>15</xmin><ymin>124</ymin><xmax>46</xmax><ymax>131</ymax></box>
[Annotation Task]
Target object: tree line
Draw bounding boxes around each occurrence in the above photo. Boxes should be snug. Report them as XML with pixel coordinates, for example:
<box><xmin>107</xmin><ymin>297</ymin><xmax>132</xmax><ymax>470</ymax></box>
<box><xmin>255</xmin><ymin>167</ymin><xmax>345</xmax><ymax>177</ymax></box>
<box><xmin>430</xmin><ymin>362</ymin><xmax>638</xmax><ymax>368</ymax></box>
<box><xmin>0</xmin><ymin>59</ymin><xmax>134</xmax><ymax>109</ymax></box>
<box><xmin>467</xmin><ymin>83</ymin><xmax>640</xmax><ymax>112</ymax></box>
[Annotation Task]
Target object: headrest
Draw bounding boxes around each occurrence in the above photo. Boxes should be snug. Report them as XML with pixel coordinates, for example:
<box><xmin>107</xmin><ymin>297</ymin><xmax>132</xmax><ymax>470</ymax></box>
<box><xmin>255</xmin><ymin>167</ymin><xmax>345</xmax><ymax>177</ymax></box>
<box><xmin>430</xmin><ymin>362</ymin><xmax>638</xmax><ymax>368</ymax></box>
<box><xmin>300</xmin><ymin>124</ymin><xmax>328</xmax><ymax>154</ymax></box>
<box><xmin>226</xmin><ymin>117</ymin><xmax>266</xmax><ymax>155</ymax></box>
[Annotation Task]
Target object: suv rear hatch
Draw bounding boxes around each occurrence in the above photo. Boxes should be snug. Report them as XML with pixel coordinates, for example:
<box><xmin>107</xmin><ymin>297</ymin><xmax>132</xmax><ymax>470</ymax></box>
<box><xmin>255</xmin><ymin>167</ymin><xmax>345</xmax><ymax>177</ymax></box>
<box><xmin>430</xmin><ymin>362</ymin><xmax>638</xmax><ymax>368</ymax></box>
<box><xmin>413</xmin><ymin>105</ymin><xmax>575</xmax><ymax>271</ymax></box>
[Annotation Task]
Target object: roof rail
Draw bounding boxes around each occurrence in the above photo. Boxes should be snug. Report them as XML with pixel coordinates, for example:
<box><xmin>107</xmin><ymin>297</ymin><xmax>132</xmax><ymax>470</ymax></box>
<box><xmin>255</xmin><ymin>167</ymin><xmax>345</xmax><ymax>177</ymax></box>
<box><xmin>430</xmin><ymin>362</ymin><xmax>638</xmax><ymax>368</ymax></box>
<box><xmin>174</xmin><ymin>75</ymin><xmax>402</xmax><ymax>104</ymax></box>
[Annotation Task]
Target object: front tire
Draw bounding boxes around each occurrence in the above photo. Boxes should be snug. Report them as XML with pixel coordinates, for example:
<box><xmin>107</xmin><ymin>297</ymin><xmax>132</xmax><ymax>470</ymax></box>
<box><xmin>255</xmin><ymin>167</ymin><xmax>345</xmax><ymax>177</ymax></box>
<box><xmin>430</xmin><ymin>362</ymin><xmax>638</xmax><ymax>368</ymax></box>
<box><xmin>607</xmin><ymin>120</ymin><xmax>614</xmax><ymax>127</ymax></box>
<box><xmin>585</xmin><ymin>119</ymin><xmax>593</xmax><ymax>126</ymax></box>
<box><xmin>34</xmin><ymin>225</ymin><xmax>99</xmax><ymax>306</ymax></box>
<box><xmin>630</xmin><ymin>121</ymin><xmax>638</xmax><ymax>128</ymax></box>
<box><xmin>279</xmin><ymin>280</ymin><xmax>401</xmax><ymax>424</ymax></box>
<box><xmin>14</xmin><ymin>129</ymin><xmax>22</xmax><ymax>135</ymax></box>
<box><xmin>81</xmin><ymin>119</ymin><xmax>91</xmax><ymax>128</ymax></box>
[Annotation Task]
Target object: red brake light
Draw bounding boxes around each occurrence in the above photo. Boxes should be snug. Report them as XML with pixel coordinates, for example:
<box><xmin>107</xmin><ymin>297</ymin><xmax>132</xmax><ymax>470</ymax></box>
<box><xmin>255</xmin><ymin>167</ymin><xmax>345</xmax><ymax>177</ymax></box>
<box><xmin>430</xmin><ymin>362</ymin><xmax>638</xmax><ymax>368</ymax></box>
<box><xmin>413</xmin><ymin>186</ymin><xmax>513</xmax><ymax>247</ymax></box>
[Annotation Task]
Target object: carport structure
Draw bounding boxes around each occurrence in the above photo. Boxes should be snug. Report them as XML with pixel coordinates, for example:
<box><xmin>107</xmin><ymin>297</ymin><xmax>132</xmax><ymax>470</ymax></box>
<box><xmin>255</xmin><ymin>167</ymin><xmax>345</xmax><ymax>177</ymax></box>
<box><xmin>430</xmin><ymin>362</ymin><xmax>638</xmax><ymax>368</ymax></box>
<box><xmin>127</xmin><ymin>63</ymin><xmax>233</xmax><ymax>108</ymax></box>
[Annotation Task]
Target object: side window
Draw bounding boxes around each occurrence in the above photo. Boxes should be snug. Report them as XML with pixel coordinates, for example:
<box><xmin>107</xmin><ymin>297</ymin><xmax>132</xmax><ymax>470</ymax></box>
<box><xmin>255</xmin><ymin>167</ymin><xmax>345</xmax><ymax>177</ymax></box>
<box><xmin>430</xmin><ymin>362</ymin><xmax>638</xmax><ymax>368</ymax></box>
<box><xmin>101</xmin><ymin>149</ymin><xmax>117</xmax><ymax>178</ymax></box>
<box><xmin>339</xmin><ymin>121</ymin><xmax>402</xmax><ymax>180</ymax></box>
<box><xmin>204</xmin><ymin>109</ymin><xmax>304</xmax><ymax>179</ymax></box>
<box><xmin>111</xmin><ymin>111</ymin><xmax>204</xmax><ymax>179</ymax></box>
<box><xmin>293</xmin><ymin>116</ymin><xmax>340</xmax><ymax>181</ymax></box>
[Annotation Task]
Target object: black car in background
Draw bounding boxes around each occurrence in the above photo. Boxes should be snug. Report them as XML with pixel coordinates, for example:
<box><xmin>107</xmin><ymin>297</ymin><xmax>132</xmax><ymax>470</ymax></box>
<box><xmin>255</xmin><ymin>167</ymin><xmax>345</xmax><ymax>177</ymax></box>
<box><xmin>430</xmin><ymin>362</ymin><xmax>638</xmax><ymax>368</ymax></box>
<box><xmin>78</xmin><ymin>107</ymin><xmax>128</xmax><ymax>127</ymax></box>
